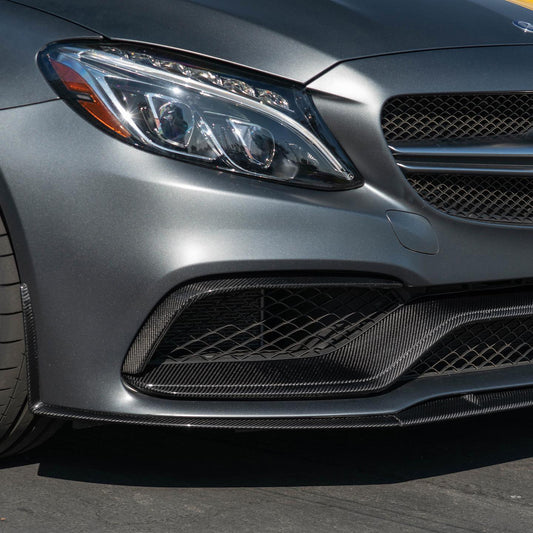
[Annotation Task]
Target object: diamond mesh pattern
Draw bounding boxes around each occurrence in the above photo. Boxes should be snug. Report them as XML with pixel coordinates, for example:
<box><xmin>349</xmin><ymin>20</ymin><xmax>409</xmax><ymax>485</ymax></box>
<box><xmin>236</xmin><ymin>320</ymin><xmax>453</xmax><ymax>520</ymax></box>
<box><xmin>381</xmin><ymin>93</ymin><xmax>533</xmax><ymax>142</ymax></box>
<box><xmin>149</xmin><ymin>287</ymin><xmax>401</xmax><ymax>365</ymax></box>
<box><xmin>125</xmin><ymin>282</ymin><xmax>533</xmax><ymax>400</ymax></box>
<box><xmin>406</xmin><ymin>173</ymin><xmax>533</xmax><ymax>224</ymax></box>
<box><xmin>406</xmin><ymin>317</ymin><xmax>533</xmax><ymax>378</ymax></box>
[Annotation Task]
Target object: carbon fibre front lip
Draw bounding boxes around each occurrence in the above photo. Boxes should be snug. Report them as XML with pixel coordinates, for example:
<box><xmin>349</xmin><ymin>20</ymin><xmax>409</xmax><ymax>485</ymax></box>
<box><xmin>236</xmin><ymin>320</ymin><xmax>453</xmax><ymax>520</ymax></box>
<box><xmin>32</xmin><ymin>384</ymin><xmax>533</xmax><ymax>429</ymax></box>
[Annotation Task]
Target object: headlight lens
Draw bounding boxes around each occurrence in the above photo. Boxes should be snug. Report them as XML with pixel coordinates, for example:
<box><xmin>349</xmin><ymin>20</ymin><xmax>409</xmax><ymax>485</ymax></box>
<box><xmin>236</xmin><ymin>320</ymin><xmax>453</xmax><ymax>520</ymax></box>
<box><xmin>39</xmin><ymin>42</ymin><xmax>359</xmax><ymax>190</ymax></box>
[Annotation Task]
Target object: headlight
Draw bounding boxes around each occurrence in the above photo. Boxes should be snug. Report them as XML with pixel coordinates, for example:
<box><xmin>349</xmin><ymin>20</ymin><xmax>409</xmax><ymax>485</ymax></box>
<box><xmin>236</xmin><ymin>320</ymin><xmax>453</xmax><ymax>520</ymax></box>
<box><xmin>38</xmin><ymin>41</ymin><xmax>359</xmax><ymax>190</ymax></box>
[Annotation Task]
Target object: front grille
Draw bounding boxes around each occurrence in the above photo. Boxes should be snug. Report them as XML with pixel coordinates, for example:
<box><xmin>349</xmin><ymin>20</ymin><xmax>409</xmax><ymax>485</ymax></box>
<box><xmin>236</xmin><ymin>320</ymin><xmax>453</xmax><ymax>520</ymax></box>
<box><xmin>382</xmin><ymin>92</ymin><xmax>533</xmax><ymax>225</ymax></box>
<box><xmin>123</xmin><ymin>279</ymin><xmax>533</xmax><ymax>400</ymax></box>
<box><xmin>405</xmin><ymin>317</ymin><xmax>533</xmax><ymax>379</ymax></box>
<box><xmin>382</xmin><ymin>93</ymin><xmax>533</xmax><ymax>142</ymax></box>
<box><xmin>150</xmin><ymin>287</ymin><xmax>400</xmax><ymax>365</ymax></box>
<box><xmin>406</xmin><ymin>173</ymin><xmax>533</xmax><ymax>224</ymax></box>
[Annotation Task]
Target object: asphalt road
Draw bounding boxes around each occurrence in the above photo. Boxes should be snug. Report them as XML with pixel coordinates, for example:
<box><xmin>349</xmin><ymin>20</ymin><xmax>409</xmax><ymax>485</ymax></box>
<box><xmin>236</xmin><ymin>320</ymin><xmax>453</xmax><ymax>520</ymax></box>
<box><xmin>0</xmin><ymin>408</ymin><xmax>532</xmax><ymax>532</ymax></box>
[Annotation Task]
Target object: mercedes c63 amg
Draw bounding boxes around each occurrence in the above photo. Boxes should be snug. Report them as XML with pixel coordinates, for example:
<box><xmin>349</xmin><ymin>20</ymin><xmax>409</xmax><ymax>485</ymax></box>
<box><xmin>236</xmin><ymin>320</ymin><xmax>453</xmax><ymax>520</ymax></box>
<box><xmin>1</xmin><ymin>0</ymin><xmax>533</xmax><ymax>455</ymax></box>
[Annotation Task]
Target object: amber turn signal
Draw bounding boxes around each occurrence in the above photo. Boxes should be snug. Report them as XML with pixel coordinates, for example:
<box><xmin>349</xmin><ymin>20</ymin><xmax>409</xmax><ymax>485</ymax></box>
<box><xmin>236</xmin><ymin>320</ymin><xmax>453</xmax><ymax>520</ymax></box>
<box><xmin>50</xmin><ymin>59</ymin><xmax>130</xmax><ymax>138</ymax></box>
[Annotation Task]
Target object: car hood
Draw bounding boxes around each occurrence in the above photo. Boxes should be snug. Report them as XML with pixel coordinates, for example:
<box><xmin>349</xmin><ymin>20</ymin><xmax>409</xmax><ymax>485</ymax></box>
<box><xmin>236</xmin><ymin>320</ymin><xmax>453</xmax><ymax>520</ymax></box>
<box><xmin>14</xmin><ymin>0</ymin><xmax>533</xmax><ymax>82</ymax></box>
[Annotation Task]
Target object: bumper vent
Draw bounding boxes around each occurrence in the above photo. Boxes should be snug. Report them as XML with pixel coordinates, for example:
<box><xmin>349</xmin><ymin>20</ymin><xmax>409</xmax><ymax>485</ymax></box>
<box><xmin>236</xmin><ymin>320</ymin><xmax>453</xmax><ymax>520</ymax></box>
<box><xmin>406</xmin><ymin>173</ymin><xmax>533</xmax><ymax>224</ymax></box>
<box><xmin>150</xmin><ymin>286</ymin><xmax>399</xmax><ymax>365</ymax></box>
<box><xmin>123</xmin><ymin>279</ymin><xmax>533</xmax><ymax>400</ymax></box>
<box><xmin>405</xmin><ymin>317</ymin><xmax>533</xmax><ymax>379</ymax></box>
<box><xmin>382</xmin><ymin>93</ymin><xmax>533</xmax><ymax>142</ymax></box>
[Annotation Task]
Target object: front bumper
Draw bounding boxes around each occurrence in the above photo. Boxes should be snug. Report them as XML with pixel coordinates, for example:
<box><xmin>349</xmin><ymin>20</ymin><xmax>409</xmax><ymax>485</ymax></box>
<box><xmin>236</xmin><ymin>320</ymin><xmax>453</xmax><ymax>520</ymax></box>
<box><xmin>3</xmin><ymin>45</ymin><xmax>533</xmax><ymax>425</ymax></box>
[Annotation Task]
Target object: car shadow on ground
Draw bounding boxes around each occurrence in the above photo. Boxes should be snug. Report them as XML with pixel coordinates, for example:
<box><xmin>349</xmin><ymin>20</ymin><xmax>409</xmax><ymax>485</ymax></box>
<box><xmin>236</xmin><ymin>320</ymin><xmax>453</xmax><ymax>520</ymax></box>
<box><xmin>2</xmin><ymin>407</ymin><xmax>532</xmax><ymax>487</ymax></box>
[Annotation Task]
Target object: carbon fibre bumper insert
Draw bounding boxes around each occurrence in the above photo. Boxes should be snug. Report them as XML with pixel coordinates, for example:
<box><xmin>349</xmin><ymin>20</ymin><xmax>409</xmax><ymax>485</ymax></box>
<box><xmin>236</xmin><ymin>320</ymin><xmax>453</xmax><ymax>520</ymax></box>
<box><xmin>405</xmin><ymin>316</ymin><xmax>533</xmax><ymax>379</ymax></box>
<box><xmin>122</xmin><ymin>277</ymin><xmax>402</xmax><ymax>375</ymax></box>
<box><xmin>123</xmin><ymin>279</ymin><xmax>533</xmax><ymax>400</ymax></box>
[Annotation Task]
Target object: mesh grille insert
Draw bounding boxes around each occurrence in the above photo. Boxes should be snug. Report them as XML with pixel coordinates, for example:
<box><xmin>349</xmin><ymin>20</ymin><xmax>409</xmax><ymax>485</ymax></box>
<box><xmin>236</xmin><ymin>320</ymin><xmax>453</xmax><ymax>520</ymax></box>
<box><xmin>149</xmin><ymin>287</ymin><xmax>400</xmax><ymax>365</ymax></box>
<box><xmin>382</xmin><ymin>93</ymin><xmax>533</xmax><ymax>142</ymax></box>
<box><xmin>406</xmin><ymin>317</ymin><xmax>533</xmax><ymax>378</ymax></box>
<box><xmin>406</xmin><ymin>173</ymin><xmax>533</xmax><ymax>224</ymax></box>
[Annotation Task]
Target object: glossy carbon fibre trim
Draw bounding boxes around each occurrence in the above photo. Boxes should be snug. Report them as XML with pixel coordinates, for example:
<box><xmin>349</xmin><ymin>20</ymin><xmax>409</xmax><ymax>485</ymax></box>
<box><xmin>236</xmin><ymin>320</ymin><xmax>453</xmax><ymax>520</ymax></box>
<box><xmin>404</xmin><ymin>316</ymin><xmax>533</xmax><ymax>378</ymax></box>
<box><xmin>148</xmin><ymin>287</ymin><xmax>402</xmax><ymax>363</ymax></box>
<box><xmin>33</xmin><ymin>386</ymin><xmax>533</xmax><ymax>429</ymax></box>
<box><xmin>20</xmin><ymin>283</ymin><xmax>38</xmax><ymax>405</ymax></box>
<box><xmin>122</xmin><ymin>277</ymin><xmax>401</xmax><ymax>375</ymax></box>
<box><xmin>398</xmin><ymin>387</ymin><xmax>533</xmax><ymax>425</ymax></box>
<box><xmin>126</xmin><ymin>287</ymin><xmax>533</xmax><ymax>400</ymax></box>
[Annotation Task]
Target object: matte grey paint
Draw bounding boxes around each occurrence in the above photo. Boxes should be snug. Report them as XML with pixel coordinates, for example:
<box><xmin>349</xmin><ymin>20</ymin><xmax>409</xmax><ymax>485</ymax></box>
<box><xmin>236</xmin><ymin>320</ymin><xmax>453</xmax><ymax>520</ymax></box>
<box><xmin>9</xmin><ymin>0</ymin><xmax>533</xmax><ymax>82</ymax></box>
<box><xmin>2</xmin><ymin>1</ymin><xmax>533</xmax><ymax>422</ymax></box>
<box><xmin>386</xmin><ymin>211</ymin><xmax>439</xmax><ymax>255</ymax></box>
<box><xmin>0</xmin><ymin>1</ymin><xmax>95</xmax><ymax>109</ymax></box>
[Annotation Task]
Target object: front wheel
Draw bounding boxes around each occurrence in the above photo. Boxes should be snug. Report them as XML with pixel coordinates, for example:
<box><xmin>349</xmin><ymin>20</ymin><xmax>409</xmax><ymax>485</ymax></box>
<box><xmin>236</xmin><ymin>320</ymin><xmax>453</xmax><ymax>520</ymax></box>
<box><xmin>0</xmin><ymin>215</ymin><xmax>59</xmax><ymax>457</ymax></box>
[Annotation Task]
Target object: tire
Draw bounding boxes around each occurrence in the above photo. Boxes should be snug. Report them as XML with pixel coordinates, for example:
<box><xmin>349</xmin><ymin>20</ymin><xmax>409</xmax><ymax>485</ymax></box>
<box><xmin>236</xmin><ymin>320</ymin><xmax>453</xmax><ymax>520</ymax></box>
<box><xmin>0</xmin><ymin>214</ymin><xmax>60</xmax><ymax>457</ymax></box>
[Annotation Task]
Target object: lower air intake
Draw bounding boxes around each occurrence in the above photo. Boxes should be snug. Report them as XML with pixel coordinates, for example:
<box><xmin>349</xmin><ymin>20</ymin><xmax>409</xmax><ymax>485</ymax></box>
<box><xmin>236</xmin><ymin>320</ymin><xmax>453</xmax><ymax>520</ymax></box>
<box><xmin>150</xmin><ymin>286</ymin><xmax>400</xmax><ymax>364</ymax></box>
<box><xmin>123</xmin><ymin>278</ymin><xmax>533</xmax><ymax>400</ymax></box>
<box><xmin>405</xmin><ymin>316</ymin><xmax>533</xmax><ymax>379</ymax></box>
